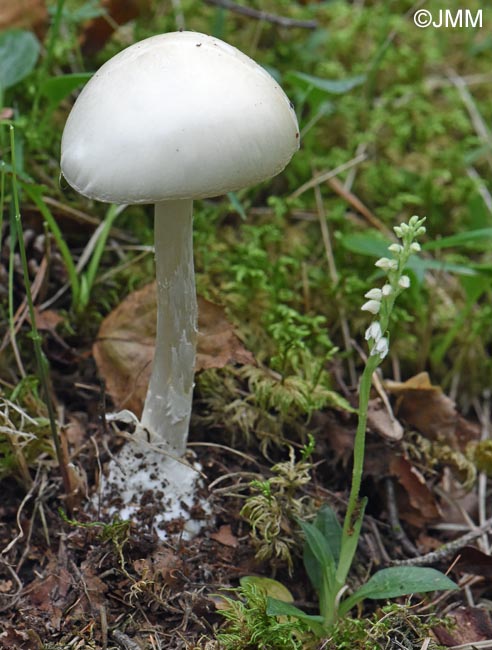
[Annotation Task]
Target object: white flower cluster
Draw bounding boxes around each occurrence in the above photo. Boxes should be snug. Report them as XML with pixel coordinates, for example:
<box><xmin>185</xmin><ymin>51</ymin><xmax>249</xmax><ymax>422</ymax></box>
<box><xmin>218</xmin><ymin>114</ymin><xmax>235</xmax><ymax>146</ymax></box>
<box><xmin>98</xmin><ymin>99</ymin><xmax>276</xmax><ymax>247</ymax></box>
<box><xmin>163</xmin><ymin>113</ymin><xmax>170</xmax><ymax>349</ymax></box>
<box><xmin>361</xmin><ymin>215</ymin><xmax>426</xmax><ymax>361</ymax></box>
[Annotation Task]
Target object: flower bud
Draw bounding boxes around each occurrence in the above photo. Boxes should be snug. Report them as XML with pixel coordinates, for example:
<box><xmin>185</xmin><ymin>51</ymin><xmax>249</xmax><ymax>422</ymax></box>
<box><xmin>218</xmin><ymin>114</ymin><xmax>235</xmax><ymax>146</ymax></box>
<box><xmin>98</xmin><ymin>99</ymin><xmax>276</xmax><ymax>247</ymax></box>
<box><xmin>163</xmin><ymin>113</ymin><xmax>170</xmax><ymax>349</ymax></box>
<box><xmin>375</xmin><ymin>257</ymin><xmax>398</xmax><ymax>271</ymax></box>
<box><xmin>361</xmin><ymin>300</ymin><xmax>381</xmax><ymax>315</ymax></box>
<box><xmin>372</xmin><ymin>336</ymin><xmax>389</xmax><ymax>359</ymax></box>
<box><xmin>398</xmin><ymin>275</ymin><xmax>410</xmax><ymax>289</ymax></box>
<box><xmin>364</xmin><ymin>288</ymin><xmax>382</xmax><ymax>300</ymax></box>
<box><xmin>365</xmin><ymin>321</ymin><xmax>383</xmax><ymax>342</ymax></box>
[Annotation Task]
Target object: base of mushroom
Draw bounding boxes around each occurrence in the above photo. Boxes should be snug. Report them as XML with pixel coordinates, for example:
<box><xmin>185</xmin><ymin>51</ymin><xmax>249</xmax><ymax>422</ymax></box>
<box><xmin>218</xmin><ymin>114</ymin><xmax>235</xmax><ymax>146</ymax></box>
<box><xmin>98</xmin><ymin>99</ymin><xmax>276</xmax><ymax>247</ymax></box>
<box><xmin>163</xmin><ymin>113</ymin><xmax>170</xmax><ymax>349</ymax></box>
<box><xmin>95</xmin><ymin>435</ymin><xmax>210</xmax><ymax>540</ymax></box>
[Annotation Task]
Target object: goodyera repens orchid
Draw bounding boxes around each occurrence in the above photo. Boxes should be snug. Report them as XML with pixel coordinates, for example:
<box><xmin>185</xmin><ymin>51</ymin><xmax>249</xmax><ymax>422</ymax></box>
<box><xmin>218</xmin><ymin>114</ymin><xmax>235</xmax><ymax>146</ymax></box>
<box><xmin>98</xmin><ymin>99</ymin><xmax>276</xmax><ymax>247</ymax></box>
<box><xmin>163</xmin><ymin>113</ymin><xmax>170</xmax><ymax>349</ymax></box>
<box><xmin>362</xmin><ymin>215</ymin><xmax>426</xmax><ymax>361</ymax></box>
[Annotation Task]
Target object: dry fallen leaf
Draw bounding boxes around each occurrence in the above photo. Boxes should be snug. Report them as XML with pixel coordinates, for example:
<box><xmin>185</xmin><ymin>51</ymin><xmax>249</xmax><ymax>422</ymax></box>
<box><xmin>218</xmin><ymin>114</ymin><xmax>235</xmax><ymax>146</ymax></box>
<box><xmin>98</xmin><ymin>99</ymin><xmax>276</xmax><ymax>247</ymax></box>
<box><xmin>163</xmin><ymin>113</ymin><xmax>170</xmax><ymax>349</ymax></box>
<box><xmin>389</xmin><ymin>454</ymin><xmax>441</xmax><ymax>526</ymax></box>
<box><xmin>434</xmin><ymin>607</ymin><xmax>492</xmax><ymax>646</ymax></box>
<box><xmin>0</xmin><ymin>0</ymin><xmax>47</xmax><ymax>36</ymax></box>
<box><xmin>80</xmin><ymin>0</ymin><xmax>152</xmax><ymax>56</ymax></box>
<box><xmin>385</xmin><ymin>372</ymin><xmax>458</xmax><ymax>444</ymax></box>
<box><xmin>93</xmin><ymin>282</ymin><xmax>255</xmax><ymax>416</ymax></box>
<box><xmin>210</xmin><ymin>524</ymin><xmax>239</xmax><ymax>548</ymax></box>
<box><xmin>367</xmin><ymin>397</ymin><xmax>404</xmax><ymax>441</ymax></box>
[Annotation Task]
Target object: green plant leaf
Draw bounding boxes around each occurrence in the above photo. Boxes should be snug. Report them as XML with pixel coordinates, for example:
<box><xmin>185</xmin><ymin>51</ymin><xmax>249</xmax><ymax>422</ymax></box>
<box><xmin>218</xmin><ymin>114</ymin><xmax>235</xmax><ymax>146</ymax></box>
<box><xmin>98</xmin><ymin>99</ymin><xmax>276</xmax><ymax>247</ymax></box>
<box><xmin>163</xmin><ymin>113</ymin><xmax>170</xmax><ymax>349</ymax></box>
<box><xmin>240</xmin><ymin>576</ymin><xmax>293</xmax><ymax>603</ymax></box>
<box><xmin>299</xmin><ymin>519</ymin><xmax>336</xmax><ymax>577</ymax></box>
<box><xmin>303</xmin><ymin>505</ymin><xmax>342</xmax><ymax>592</ymax></box>
<box><xmin>423</xmin><ymin>228</ymin><xmax>492</xmax><ymax>250</ymax></box>
<box><xmin>339</xmin><ymin>566</ymin><xmax>458</xmax><ymax>615</ymax></box>
<box><xmin>287</xmin><ymin>71</ymin><xmax>366</xmax><ymax>94</ymax></box>
<box><xmin>266</xmin><ymin>597</ymin><xmax>326</xmax><ymax>636</ymax></box>
<box><xmin>41</xmin><ymin>73</ymin><xmax>93</xmax><ymax>107</ymax></box>
<box><xmin>0</xmin><ymin>30</ymin><xmax>40</xmax><ymax>91</ymax></box>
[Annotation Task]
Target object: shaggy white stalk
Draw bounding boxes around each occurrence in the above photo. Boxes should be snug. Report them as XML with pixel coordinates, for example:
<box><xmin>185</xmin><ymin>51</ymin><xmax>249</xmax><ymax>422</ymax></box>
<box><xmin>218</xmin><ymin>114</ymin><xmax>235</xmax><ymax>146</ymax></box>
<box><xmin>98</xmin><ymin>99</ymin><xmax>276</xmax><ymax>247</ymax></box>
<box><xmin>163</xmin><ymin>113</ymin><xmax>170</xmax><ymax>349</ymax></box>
<box><xmin>99</xmin><ymin>200</ymin><xmax>205</xmax><ymax>540</ymax></box>
<box><xmin>141</xmin><ymin>199</ymin><xmax>197</xmax><ymax>454</ymax></box>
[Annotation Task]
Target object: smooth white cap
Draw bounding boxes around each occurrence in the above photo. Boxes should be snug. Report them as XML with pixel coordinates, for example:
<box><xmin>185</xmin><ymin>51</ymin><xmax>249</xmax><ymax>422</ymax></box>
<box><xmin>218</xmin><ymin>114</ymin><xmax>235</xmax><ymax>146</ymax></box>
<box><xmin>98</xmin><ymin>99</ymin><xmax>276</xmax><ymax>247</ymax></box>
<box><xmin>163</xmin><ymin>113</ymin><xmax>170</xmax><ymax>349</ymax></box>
<box><xmin>61</xmin><ymin>31</ymin><xmax>300</xmax><ymax>204</ymax></box>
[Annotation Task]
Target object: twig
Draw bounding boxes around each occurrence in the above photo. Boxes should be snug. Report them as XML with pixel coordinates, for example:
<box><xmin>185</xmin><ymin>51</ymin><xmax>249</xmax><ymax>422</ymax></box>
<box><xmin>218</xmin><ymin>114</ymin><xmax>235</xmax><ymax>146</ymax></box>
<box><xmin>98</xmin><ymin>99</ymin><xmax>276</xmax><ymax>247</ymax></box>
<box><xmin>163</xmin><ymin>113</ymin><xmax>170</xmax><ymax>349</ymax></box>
<box><xmin>385</xmin><ymin>477</ymin><xmax>419</xmax><ymax>556</ymax></box>
<box><xmin>203</xmin><ymin>0</ymin><xmax>317</xmax><ymax>29</ymax></box>
<box><xmin>390</xmin><ymin>516</ymin><xmax>492</xmax><ymax>566</ymax></box>
<box><xmin>475</xmin><ymin>389</ymin><xmax>491</xmax><ymax>554</ymax></box>
<box><xmin>327</xmin><ymin>176</ymin><xmax>394</xmax><ymax>238</ymax></box>
<box><xmin>0</xmin><ymin>559</ymin><xmax>23</xmax><ymax>613</ymax></box>
<box><xmin>314</xmin><ymin>184</ymin><xmax>356</xmax><ymax>386</ymax></box>
<box><xmin>112</xmin><ymin>630</ymin><xmax>142</xmax><ymax>650</ymax></box>
<box><xmin>447</xmin><ymin>68</ymin><xmax>492</xmax><ymax>171</ymax></box>
<box><xmin>290</xmin><ymin>152</ymin><xmax>368</xmax><ymax>200</ymax></box>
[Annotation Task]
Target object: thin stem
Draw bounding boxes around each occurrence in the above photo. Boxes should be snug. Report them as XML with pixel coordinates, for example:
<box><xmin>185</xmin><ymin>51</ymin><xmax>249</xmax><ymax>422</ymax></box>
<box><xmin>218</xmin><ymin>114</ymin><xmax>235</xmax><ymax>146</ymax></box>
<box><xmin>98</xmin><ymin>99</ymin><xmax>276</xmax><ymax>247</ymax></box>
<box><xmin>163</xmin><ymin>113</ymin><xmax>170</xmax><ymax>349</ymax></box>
<box><xmin>141</xmin><ymin>199</ymin><xmax>197</xmax><ymax>455</ymax></box>
<box><xmin>9</xmin><ymin>126</ymin><xmax>72</xmax><ymax>504</ymax></box>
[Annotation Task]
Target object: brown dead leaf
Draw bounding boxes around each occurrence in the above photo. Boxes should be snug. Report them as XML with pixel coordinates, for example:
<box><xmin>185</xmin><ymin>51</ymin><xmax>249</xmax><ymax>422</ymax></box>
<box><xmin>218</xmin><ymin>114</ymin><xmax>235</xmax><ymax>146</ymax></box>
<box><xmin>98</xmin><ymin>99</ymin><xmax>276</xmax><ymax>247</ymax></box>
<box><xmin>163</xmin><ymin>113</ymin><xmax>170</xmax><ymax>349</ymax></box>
<box><xmin>33</xmin><ymin>307</ymin><xmax>64</xmax><ymax>334</ymax></box>
<box><xmin>196</xmin><ymin>297</ymin><xmax>255</xmax><ymax>371</ymax></box>
<box><xmin>367</xmin><ymin>398</ymin><xmax>404</xmax><ymax>441</ymax></box>
<box><xmin>0</xmin><ymin>0</ymin><xmax>47</xmax><ymax>36</ymax></box>
<box><xmin>210</xmin><ymin>524</ymin><xmax>239</xmax><ymax>548</ymax></box>
<box><xmin>434</xmin><ymin>607</ymin><xmax>492</xmax><ymax>646</ymax></box>
<box><xmin>0</xmin><ymin>627</ymin><xmax>43</xmax><ymax>650</ymax></box>
<box><xmin>93</xmin><ymin>282</ymin><xmax>255</xmax><ymax>416</ymax></box>
<box><xmin>389</xmin><ymin>454</ymin><xmax>441</xmax><ymax>526</ymax></box>
<box><xmin>453</xmin><ymin>545</ymin><xmax>492</xmax><ymax>578</ymax></box>
<box><xmin>385</xmin><ymin>372</ymin><xmax>458</xmax><ymax>444</ymax></box>
<box><xmin>80</xmin><ymin>0</ymin><xmax>152</xmax><ymax>56</ymax></box>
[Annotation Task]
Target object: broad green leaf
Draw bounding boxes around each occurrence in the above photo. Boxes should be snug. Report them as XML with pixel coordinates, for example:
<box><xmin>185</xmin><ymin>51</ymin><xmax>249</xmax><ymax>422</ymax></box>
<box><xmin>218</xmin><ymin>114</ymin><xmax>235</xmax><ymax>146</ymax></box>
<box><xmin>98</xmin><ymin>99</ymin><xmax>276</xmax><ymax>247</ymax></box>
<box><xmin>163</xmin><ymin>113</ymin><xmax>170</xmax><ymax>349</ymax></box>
<box><xmin>300</xmin><ymin>519</ymin><xmax>336</xmax><ymax>577</ymax></box>
<box><xmin>288</xmin><ymin>71</ymin><xmax>366</xmax><ymax>94</ymax></box>
<box><xmin>339</xmin><ymin>566</ymin><xmax>458</xmax><ymax>615</ymax></box>
<box><xmin>341</xmin><ymin>232</ymin><xmax>390</xmax><ymax>257</ymax></box>
<box><xmin>266</xmin><ymin>597</ymin><xmax>326</xmax><ymax>636</ymax></box>
<box><xmin>341</xmin><ymin>233</ymin><xmax>477</xmax><ymax>279</ymax></box>
<box><xmin>423</xmin><ymin>227</ymin><xmax>492</xmax><ymax>250</ymax></box>
<box><xmin>304</xmin><ymin>505</ymin><xmax>342</xmax><ymax>592</ymax></box>
<box><xmin>315</xmin><ymin>505</ymin><xmax>343</xmax><ymax>564</ymax></box>
<box><xmin>41</xmin><ymin>73</ymin><xmax>93</xmax><ymax>107</ymax></box>
<box><xmin>0</xmin><ymin>30</ymin><xmax>40</xmax><ymax>91</ymax></box>
<box><xmin>239</xmin><ymin>576</ymin><xmax>293</xmax><ymax>602</ymax></box>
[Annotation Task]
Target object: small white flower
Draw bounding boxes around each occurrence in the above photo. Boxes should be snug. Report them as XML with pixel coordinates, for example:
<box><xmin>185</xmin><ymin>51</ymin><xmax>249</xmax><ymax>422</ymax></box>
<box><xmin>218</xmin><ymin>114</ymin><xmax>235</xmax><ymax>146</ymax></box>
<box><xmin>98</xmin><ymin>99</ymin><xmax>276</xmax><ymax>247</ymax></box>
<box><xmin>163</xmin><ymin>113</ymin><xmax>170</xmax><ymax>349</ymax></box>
<box><xmin>399</xmin><ymin>222</ymin><xmax>410</xmax><ymax>234</ymax></box>
<box><xmin>372</xmin><ymin>336</ymin><xmax>389</xmax><ymax>359</ymax></box>
<box><xmin>382</xmin><ymin>283</ymin><xmax>393</xmax><ymax>296</ymax></box>
<box><xmin>364</xmin><ymin>288</ymin><xmax>382</xmax><ymax>300</ymax></box>
<box><xmin>409</xmin><ymin>215</ymin><xmax>421</xmax><ymax>227</ymax></box>
<box><xmin>388</xmin><ymin>243</ymin><xmax>403</xmax><ymax>253</ymax></box>
<box><xmin>410</xmin><ymin>242</ymin><xmax>421</xmax><ymax>252</ymax></box>
<box><xmin>375</xmin><ymin>257</ymin><xmax>398</xmax><ymax>271</ymax></box>
<box><xmin>365</xmin><ymin>321</ymin><xmax>383</xmax><ymax>342</ymax></box>
<box><xmin>417</xmin><ymin>226</ymin><xmax>426</xmax><ymax>236</ymax></box>
<box><xmin>394</xmin><ymin>226</ymin><xmax>403</xmax><ymax>238</ymax></box>
<box><xmin>398</xmin><ymin>275</ymin><xmax>411</xmax><ymax>289</ymax></box>
<box><xmin>361</xmin><ymin>300</ymin><xmax>381</xmax><ymax>315</ymax></box>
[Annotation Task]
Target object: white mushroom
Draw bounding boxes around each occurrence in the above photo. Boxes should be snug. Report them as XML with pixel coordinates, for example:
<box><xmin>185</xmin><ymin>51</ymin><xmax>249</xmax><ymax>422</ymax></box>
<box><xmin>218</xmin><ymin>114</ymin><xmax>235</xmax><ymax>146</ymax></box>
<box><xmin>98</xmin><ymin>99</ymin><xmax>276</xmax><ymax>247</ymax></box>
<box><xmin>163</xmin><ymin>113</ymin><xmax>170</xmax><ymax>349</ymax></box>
<box><xmin>61</xmin><ymin>31</ymin><xmax>299</xmax><ymax>535</ymax></box>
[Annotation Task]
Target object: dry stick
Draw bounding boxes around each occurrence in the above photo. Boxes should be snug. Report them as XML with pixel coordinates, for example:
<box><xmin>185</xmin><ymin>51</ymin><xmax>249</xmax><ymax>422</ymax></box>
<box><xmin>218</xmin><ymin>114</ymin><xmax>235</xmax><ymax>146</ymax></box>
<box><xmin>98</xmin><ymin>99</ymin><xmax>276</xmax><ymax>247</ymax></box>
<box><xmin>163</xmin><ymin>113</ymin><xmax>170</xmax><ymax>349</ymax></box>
<box><xmin>112</xmin><ymin>630</ymin><xmax>142</xmax><ymax>650</ymax></box>
<box><xmin>314</xmin><ymin>184</ymin><xmax>357</xmax><ymax>387</ymax></box>
<box><xmin>203</xmin><ymin>0</ymin><xmax>318</xmax><ymax>29</ymax></box>
<box><xmin>385</xmin><ymin>477</ymin><xmax>419</xmax><ymax>557</ymax></box>
<box><xmin>447</xmin><ymin>68</ymin><xmax>492</xmax><ymax>172</ymax></box>
<box><xmin>289</xmin><ymin>152</ymin><xmax>368</xmax><ymax>200</ymax></box>
<box><xmin>0</xmin><ymin>255</ymin><xmax>48</xmax><ymax>353</ymax></box>
<box><xmin>474</xmin><ymin>390</ymin><xmax>491</xmax><ymax>554</ymax></box>
<box><xmin>390</xmin><ymin>516</ymin><xmax>492</xmax><ymax>567</ymax></box>
<box><xmin>327</xmin><ymin>176</ymin><xmax>394</xmax><ymax>239</ymax></box>
<box><xmin>466</xmin><ymin>166</ymin><xmax>492</xmax><ymax>215</ymax></box>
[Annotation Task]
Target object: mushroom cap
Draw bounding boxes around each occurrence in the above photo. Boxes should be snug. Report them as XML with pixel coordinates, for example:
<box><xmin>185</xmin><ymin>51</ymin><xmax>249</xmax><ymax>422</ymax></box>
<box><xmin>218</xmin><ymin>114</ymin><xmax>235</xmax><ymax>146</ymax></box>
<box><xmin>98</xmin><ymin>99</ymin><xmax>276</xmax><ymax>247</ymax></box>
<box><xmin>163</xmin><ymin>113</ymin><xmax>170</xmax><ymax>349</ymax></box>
<box><xmin>61</xmin><ymin>31</ymin><xmax>300</xmax><ymax>204</ymax></box>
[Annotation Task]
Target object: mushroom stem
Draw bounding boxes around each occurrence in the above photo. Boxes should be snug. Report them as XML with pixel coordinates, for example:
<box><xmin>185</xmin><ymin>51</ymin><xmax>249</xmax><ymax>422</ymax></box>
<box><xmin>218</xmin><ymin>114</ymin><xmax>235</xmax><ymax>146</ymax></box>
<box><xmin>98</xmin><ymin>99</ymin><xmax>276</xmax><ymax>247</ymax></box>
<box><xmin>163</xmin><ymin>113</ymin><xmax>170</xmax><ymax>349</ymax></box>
<box><xmin>141</xmin><ymin>199</ymin><xmax>197</xmax><ymax>454</ymax></box>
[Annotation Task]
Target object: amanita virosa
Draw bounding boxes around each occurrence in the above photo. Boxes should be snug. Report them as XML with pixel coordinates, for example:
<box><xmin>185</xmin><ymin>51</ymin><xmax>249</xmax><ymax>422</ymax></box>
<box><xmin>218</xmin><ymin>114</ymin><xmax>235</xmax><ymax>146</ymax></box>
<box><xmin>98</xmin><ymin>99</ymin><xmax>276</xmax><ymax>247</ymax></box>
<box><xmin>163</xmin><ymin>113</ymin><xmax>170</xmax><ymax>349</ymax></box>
<box><xmin>61</xmin><ymin>31</ymin><xmax>299</xmax><ymax>534</ymax></box>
